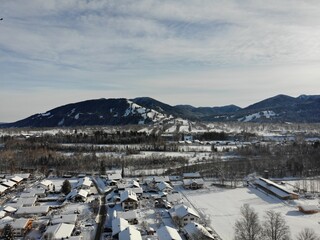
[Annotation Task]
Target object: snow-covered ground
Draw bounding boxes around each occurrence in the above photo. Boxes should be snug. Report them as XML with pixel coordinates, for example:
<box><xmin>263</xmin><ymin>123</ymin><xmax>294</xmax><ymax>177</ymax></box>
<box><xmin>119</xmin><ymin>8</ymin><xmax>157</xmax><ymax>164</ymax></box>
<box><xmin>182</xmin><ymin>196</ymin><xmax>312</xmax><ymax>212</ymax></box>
<box><xmin>183</xmin><ymin>185</ymin><xmax>320</xmax><ymax>240</ymax></box>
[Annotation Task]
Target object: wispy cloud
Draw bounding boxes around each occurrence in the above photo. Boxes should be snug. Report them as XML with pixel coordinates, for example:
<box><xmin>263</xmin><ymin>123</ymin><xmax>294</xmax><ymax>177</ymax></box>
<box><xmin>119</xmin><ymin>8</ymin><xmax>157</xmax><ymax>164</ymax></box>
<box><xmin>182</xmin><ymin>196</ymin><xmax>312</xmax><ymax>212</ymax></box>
<box><xmin>1</xmin><ymin>0</ymin><xmax>320</xmax><ymax>121</ymax></box>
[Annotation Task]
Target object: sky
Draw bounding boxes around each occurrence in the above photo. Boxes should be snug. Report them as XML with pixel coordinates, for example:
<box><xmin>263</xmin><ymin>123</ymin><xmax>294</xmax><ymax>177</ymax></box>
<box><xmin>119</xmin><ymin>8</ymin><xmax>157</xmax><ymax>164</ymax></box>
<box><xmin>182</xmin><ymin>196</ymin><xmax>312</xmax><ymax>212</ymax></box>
<box><xmin>1</xmin><ymin>0</ymin><xmax>320</xmax><ymax>122</ymax></box>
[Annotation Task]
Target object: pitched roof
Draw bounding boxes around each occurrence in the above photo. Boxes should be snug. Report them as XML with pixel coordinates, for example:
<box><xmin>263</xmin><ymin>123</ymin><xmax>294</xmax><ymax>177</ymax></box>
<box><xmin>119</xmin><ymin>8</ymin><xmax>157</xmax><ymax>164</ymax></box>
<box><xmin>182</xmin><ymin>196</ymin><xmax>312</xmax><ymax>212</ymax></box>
<box><xmin>0</xmin><ymin>210</ymin><xmax>6</xmax><ymax>219</ymax></box>
<box><xmin>157</xmin><ymin>181</ymin><xmax>173</xmax><ymax>191</ymax></box>
<box><xmin>15</xmin><ymin>206</ymin><xmax>49</xmax><ymax>215</ymax></box>
<box><xmin>1</xmin><ymin>179</ymin><xmax>16</xmax><ymax>188</ymax></box>
<box><xmin>157</xmin><ymin>226</ymin><xmax>182</xmax><ymax>240</ymax></box>
<box><xmin>183</xmin><ymin>179</ymin><xmax>204</xmax><ymax>185</ymax></box>
<box><xmin>44</xmin><ymin>223</ymin><xmax>74</xmax><ymax>239</ymax></box>
<box><xmin>11</xmin><ymin>218</ymin><xmax>30</xmax><ymax>229</ymax></box>
<box><xmin>119</xmin><ymin>226</ymin><xmax>142</xmax><ymax>240</ymax></box>
<box><xmin>4</xmin><ymin>206</ymin><xmax>17</xmax><ymax>213</ymax></box>
<box><xmin>183</xmin><ymin>222</ymin><xmax>215</xmax><ymax>239</ymax></box>
<box><xmin>66</xmin><ymin>189</ymin><xmax>88</xmax><ymax>200</ymax></box>
<box><xmin>120</xmin><ymin>190</ymin><xmax>138</xmax><ymax>203</ymax></box>
<box><xmin>183</xmin><ymin>172</ymin><xmax>201</xmax><ymax>178</ymax></box>
<box><xmin>255</xmin><ymin>178</ymin><xmax>298</xmax><ymax>198</ymax></box>
<box><xmin>112</xmin><ymin>218</ymin><xmax>129</xmax><ymax>236</ymax></box>
<box><xmin>10</xmin><ymin>176</ymin><xmax>23</xmax><ymax>183</ymax></box>
<box><xmin>174</xmin><ymin>204</ymin><xmax>200</xmax><ymax>219</ymax></box>
<box><xmin>51</xmin><ymin>214</ymin><xmax>78</xmax><ymax>225</ymax></box>
<box><xmin>76</xmin><ymin>177</ymin><xmax>92</xmax><ymax>188</ymax></box>
<box><xmin>108</xmin><ymin>173</ymin><xmax>122</xmax><ymax>181</ymax></box>
<box><xmin>39</xmin><ymin>179</ymin><xmax>53</xmax><ymax>187</ymax></box>
<box><xmin>116</xmin><ymin>210</ymin><xmax>138</xmax><ymax>221</ymax></box>
<box><xmin>0</xmin><ymin>185</ymin><xmax>7</xmax><ymax>193</ymax></box>
<box><xmin>166</xmin><ymin>193</ymin><xmax>182</xmax><ymax>204</ymax></box>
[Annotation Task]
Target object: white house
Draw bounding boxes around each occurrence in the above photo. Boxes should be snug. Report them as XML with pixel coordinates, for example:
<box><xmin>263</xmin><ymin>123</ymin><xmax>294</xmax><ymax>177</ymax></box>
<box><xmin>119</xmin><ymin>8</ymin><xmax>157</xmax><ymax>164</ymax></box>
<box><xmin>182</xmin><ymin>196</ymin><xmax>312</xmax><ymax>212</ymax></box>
<box><xmin>156</xmin><ymin>181</ymin><xmax>173</xmax><ymax>193</ymax></box>
<box><xmin>183</xmin><ymin>179</ymin><xmax>204</xmax><ymax>190</ymax></box>
<box><xmin>171</xmin><ymin>204</ymin><xmax>200</xmax><ymax>226</ymax></box>
<box><xmin>120</xmin><ymin>190</ymin><xmax>138</xmax><ymax>210</ymax></box>
<box><xmin>38</xmin><ymin>180</ymin><xmax>53</xmax><ymax>191</ymax></box>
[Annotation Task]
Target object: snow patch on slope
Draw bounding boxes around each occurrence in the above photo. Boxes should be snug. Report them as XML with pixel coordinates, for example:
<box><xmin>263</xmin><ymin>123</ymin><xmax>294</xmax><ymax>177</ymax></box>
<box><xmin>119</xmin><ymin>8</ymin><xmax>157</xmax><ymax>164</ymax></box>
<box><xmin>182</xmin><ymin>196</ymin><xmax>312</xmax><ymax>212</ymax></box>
<box><xmin>238</xmin><ymin>111</ymin><xmax>276</xmax><ymax>122</ymax></box>
<box><xmin>58</xmin><ymin>118</ymin><xmax>65</xmax><ymax>126</ymax></box>
<box><xmin>41</xmin><ymin>112</ymin><xmax>51</xmax><ymax>117</ymax></box>
<box><xmin>124</xmin><ymin>100</ymin><xmax>171</xmax><ymax>123</ymax></box>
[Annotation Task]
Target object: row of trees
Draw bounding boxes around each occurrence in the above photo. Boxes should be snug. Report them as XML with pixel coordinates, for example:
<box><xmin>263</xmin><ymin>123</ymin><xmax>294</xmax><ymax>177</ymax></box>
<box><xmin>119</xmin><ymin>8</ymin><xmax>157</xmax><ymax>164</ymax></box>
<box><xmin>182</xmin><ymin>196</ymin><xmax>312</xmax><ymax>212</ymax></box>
<box><xmin>234</xmin><ymin>204</ymin><xmax>319</xmax><ymax>240</ymax></box>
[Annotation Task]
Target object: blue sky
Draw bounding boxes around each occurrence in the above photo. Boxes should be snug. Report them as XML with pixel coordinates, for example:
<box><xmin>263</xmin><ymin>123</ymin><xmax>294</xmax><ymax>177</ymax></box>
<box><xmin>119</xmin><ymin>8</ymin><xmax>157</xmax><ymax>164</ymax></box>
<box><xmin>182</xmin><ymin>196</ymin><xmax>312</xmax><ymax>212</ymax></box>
<box><xmin>1</xmin><ymin>0</ymin><xmax>320</xmax><ymax>122</ymax></box>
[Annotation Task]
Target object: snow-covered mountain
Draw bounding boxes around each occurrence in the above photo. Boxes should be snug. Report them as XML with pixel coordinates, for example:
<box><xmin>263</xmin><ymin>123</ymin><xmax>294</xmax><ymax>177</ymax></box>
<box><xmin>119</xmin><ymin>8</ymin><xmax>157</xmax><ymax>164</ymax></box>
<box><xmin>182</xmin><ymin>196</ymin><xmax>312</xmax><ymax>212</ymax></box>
<box><xmin>1</xmin><ymin>94</ymin><xmax>319</xmax><ymax>128</ymax></box>
<box><xmin>2</xmin><ymin>98</ymin><xmax>173</xmax><ymax>128</ymax></box>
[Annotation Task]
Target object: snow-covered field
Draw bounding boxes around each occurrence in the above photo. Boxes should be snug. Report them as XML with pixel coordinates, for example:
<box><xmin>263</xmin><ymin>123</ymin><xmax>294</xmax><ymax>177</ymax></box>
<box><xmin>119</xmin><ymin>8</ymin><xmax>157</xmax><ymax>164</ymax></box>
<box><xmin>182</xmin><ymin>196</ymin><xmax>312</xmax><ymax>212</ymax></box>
<box><xmin>183</xmin><ymin>185</ymin><xmax>320</xmax><ymax>240</ymax></box>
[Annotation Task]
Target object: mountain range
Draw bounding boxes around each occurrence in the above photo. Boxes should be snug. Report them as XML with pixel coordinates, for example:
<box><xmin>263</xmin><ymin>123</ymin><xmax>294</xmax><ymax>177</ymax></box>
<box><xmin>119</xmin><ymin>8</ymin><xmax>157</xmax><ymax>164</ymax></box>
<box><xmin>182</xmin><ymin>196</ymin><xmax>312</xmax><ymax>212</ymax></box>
<box><xmin>1</xmin><ymin>94</ymin><xmax>320</xmax><ymax>128</ymax></box>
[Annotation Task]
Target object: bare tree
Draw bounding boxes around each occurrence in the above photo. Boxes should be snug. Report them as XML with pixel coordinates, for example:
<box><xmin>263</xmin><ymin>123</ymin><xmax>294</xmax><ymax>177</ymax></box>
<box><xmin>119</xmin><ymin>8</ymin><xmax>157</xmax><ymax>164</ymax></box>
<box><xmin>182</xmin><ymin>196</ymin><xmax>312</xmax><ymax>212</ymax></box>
<box><xmin>296</xmin><ymin>228</ymin><xmax>319</xmax><ymax>240</ymax></box>
<box><xmin>234</xmin><ymin>204</ymin><xmax>262</xmax><ymax>240</ymax></box>
<box><xmin>262</xmin><ymin>210</ymin><xmax>291</xmax><ymax>240</ymax></box>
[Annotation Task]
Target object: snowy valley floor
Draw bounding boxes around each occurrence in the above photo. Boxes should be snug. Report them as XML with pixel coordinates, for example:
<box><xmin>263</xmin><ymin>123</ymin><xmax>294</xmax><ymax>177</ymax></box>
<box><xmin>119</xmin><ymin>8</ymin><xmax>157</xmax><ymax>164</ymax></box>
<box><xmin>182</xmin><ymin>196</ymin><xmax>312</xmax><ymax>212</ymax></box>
<box><xmin>182</xmin><ymin>184</ymin><xmax>320</xmax><ymax>240</ymax></box>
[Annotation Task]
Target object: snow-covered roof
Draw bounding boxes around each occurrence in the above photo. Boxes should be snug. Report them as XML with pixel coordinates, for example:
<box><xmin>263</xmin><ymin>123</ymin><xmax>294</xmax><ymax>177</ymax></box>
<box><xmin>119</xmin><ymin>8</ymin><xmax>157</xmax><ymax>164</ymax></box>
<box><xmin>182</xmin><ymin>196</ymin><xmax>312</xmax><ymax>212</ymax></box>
<box><xmin>255</xmin><ymin>178</ymin><xmax>297</xmax><ymax>199</ymax></box>
<box><xmin>20</xmin><ymin>188</ymin><xmax>45</xmax><ymax>198</ymax></box>
<box><xmin>0</xmin><ymin>210</ymin><xmax>6</xmax><ymax>219</ymax></box>
<box><xmin>14</xmin><ymin>173</ymin><xmax>30</xmax><ymax>179</ymax></box>
<box><xmin>11</xmin><ymin>218</ymin><xmax>30</xmax><ymax>229</ymax></box>
<box><xmin>0</xmin><ymin>216</ymin><xmax>14</xmax><ymax>229</ymax></box>
<box><xmin>120</xmin><ymin>190</ymin><xmax>138</xmax><ymax>203</ymax></box>
<box><xmin>112</xmin><ymin>218</ymin><xmax>129</xmax><ymax>236</ymax></box>
<box><xmin>44</xmin><ymin>223</ymin><xmax>75</xmax><ymax>239</ymax></box>
<box><xmin>183</xmin><ymin>179</ymin><xmax>204</xmax><ymax>186</ymax></box>
<box><xmin>39</xmin><ymin>179</ymin><xmax>53</xmax><ymax>187</ymax></box>
<box><xmin>174</xmin><ymin>204</ymin><xmax>200</xmax><ymax>219</ymax></box>
<box><xmin>116</xmin><ymin>210</ymin><xmax>138</xmax><ymax>221</ymax></box>
<box><xmin>10</xmin><ymin>176</ymin><xmax>23</xmax><ymax>183</ymax></box>
<box><xmin>16</xmin><ymin>197</ymin><xmax>37</xmax><ymax>207</ymax></box>
<box><xmin>183</xmin><ymin>222</ymin><xmax>215</xmax><ymax>239</ymax></box>
<box><xmin>1</xmin><ymin>179</ymin><xmax>16</xmax><ymax>188</ymax></box>
<box><xmin>144</xmin><ymin>176</ymin><xmax>170</xmax><ymax>183</ymax></box>
<box><xmin>166</xmin><ymin>193</ymin><xmax>182</xmax><ymax>204</ymax></box>
<box><xmin>157</xmin><ymin>181</ymin><xmax>173</xmax><ymax>191</ymax></box>
<box><xmin>183</xmin><ymin>172</ymin><xmax>201</xmax><ymax>179</ymax></box>
<box><xmin>298</xmin><ymin>205</ymin><xmax>320</xmax><ymax>212</ymax></box>
<box><xmin>130</xmin><ymin>180</ymin><xmax>140</xmax><ymax>188</ymax></box>
<box><xmin>51</xmin><ymin>214</ymin><xmax>78</xmax><ymax>225</ymax></box>
<box><xmin>15</xmin><ymin>206</ymin><xmax>49</xmax><ymax>216</ymax></box>
<box><xmin>4</xmin><ymin>206</ymin><xmax>17</xmax><ymax>213</ymax></box>
<box><xmin>78</xmin><ymin>189</ymin><xmax>89</xmax><ymax>198</ymax></box>
<box><xmin>119</xmin><ymin>226</ymin><xmax>142</xmax><ymax>240</ymax></box>
<box><xmin>66</xmin><ymin>189</ymin><xmax>88</xmax><ymax>200</ymax></box>
<box><xmin>124</xmin><ymin>187</ymin><xmax>143</xmax><ymax>195</ymax></box>
<box><xmin>157</xmin><ymin>226</ymin><xmax>182</xmax><ymax>240</ymax></box>
<box><xmin>108</xmin><ymin>173</ymin><xmax>122</xmax><ymax>181</ymax></box>
<box><xmin>76</xmin><ymin>177</ymin><xmax>92</xmax><ymax>188</ymax></box>
<box><xmin>0</xmin><ymin>185</ymin><xmax>7</xmax><ymax>193</ymax></box>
